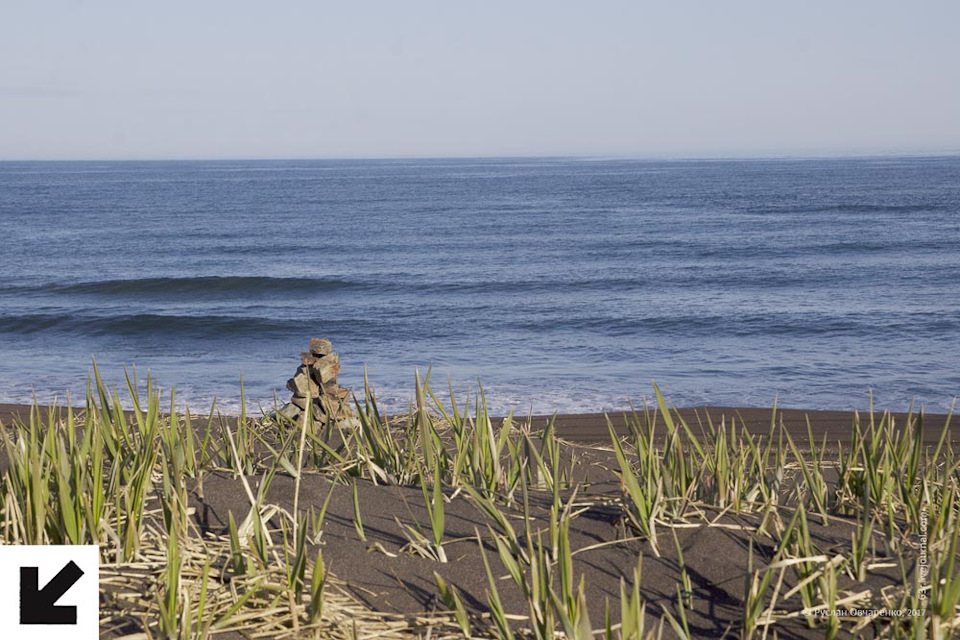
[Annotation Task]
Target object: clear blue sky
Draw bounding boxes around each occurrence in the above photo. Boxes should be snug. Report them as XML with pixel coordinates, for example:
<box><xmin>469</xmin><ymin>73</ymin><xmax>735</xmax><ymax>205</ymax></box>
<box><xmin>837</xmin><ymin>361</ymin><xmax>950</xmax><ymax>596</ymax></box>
<box><xmin>2</xmin><ymin>2</ymin><xmax>958</xmax><ymax>160</ymax></box>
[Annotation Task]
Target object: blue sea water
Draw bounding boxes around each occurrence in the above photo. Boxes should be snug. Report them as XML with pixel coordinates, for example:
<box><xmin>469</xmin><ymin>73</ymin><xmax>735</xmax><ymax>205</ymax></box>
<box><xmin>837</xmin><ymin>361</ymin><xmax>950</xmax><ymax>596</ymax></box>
<box><xmin>0</xmin><ymin>156</ymin><xmax>958</xmax><ymax>414</ymax></box>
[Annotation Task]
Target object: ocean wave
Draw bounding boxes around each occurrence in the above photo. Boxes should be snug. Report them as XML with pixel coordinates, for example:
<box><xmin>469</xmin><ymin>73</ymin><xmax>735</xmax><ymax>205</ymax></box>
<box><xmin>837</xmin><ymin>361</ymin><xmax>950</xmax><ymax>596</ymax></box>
<box><xmin>37</xmin><ymin>275</ymin><xmax>645</xmax><ymax>298</ymax></box>
<box><xmin>509</xmin><ymin>311</ymin><xmax>960</xmax><ymax>338</ymax></box>
<box><xmin>409</xmin><ymin>276</ymin><xmax>650</xmax><ymax>295</ymax></box>
<box><xmin>746</xmin><ymin>203</ymin><xmax>948</xmax><ymax>215</ymax></box>
<box><xmin>0</xmin><ymin>312</ymin><xmax>370</xmax><ymax>338</ymax></box>
<box><xmin>0</xmin><ymin>275</ymin><xmax>362</xmax><ymax>297</ymax></box>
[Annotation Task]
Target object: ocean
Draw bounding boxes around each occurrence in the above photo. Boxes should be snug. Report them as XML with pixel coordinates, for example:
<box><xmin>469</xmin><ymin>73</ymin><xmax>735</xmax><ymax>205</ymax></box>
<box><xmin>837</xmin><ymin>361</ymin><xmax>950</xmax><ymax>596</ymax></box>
<box><xmin>1</xmin><ymin>156</ymin><xmax>958</xmax><ymax>415</ymax></box>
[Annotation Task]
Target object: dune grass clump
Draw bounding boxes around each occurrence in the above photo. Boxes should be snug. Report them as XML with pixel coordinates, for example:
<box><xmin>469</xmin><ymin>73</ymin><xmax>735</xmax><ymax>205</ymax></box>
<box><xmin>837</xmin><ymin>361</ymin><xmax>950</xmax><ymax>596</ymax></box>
<box><xmin>0</xmin><ymin>367</ymin><xmax>462</xmax><ymax>639</ymax></box>
<box><xmin>339</xmin><ymin>377</ymin><xmax>959</xmax><ymax>639</ymax></box>
<box><xmin>0</xmin><ymin>364</ymin><xmax>958</xmax><ymax>639</ymax></box>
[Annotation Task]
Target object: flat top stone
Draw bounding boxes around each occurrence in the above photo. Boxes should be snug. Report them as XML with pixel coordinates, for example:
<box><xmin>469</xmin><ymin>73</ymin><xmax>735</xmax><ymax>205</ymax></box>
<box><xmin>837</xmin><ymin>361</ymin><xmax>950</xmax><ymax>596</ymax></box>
<box><xmin>309</xmin><ymin>338</ymin><xmax>333</xmax><ymax>356</ymax></box>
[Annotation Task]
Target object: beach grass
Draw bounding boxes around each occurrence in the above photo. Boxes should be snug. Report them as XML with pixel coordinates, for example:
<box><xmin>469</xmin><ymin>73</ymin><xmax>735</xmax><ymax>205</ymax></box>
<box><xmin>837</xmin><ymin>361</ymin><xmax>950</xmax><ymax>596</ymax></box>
<box><xmin>0</xmin><ymin>366</ymin><xmax>957</xmax><ymax>638</ymax></box>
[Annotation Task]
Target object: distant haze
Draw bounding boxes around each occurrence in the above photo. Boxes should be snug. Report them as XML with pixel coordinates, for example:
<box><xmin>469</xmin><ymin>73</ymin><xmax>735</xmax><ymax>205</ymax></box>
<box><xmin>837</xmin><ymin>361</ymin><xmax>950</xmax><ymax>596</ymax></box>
<box><xmin>2</xmin><ymin>2</ymin><xmax>959</xmax><ymax>160</ymax></box>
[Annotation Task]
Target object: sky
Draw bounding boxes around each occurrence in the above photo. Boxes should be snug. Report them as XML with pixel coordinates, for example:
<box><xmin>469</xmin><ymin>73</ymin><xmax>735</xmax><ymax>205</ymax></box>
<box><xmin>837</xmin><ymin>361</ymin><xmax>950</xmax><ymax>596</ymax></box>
<box><xmin>1</xmin><ymin>2</ymin><xmax>959</xmax><ymax>160</ymax></box>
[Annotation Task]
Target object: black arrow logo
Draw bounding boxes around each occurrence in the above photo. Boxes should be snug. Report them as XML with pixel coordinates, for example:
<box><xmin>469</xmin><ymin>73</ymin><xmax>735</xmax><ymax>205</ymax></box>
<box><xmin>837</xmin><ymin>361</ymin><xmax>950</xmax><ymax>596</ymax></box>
<box><xmin>20</xmin><ymin>560</ymin><xmax>85</xmax><ymax>624</ymax></box>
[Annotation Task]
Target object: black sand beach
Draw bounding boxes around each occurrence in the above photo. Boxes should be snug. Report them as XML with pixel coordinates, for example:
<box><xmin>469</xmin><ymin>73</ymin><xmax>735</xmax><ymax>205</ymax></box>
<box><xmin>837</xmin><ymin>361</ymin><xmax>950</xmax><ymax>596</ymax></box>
<box><xmin>2</xmin><ymin>396</ymin><xmax>957</xmax><ymax>638</ymax></box>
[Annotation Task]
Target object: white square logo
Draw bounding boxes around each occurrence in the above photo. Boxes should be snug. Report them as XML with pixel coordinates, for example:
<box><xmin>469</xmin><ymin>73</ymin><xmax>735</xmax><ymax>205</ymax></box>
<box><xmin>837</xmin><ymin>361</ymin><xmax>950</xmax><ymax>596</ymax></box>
<box><xmin>0</xmin><ymin>545</ymin><xmax>98</xmax><ymax>639</ymax></box>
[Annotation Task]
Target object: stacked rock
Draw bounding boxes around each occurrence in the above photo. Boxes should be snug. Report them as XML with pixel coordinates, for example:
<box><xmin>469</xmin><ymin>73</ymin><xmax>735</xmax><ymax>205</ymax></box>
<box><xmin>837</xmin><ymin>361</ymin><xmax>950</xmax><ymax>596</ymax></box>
<box><xmin>278</xmin><ymin>338</ymin><xmax>356</xmax><ymax>425</ymax></box>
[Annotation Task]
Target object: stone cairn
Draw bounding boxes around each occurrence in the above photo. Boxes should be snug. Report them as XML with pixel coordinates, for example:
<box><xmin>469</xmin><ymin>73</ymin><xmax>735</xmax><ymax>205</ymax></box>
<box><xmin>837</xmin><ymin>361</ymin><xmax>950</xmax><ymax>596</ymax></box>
<box><xmin>278</xmin><ymin>338</ymin><xmax>356</xmax><ymax>425</ymax></box>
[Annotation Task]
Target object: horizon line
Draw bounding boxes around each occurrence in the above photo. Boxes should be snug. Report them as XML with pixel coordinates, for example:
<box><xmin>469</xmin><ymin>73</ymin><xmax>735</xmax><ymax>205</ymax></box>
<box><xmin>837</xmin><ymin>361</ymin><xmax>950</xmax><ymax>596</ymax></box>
<box><xmin>2</xmin><ymin>148</ymin><xmax>960</xmax><ymax>163</ymax></box>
